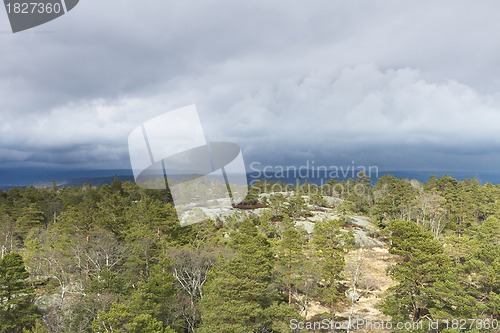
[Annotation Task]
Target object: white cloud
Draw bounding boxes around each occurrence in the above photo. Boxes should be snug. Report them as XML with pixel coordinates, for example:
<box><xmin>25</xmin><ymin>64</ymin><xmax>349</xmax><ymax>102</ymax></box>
<box><xmin>2</xmin><ymin>1</ymin><xmax>500</xmax><ymax>170</ymax></box>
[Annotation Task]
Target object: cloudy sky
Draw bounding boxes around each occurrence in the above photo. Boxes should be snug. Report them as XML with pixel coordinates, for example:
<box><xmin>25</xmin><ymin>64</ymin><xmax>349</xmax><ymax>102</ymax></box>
<box><xmin>2</xmin><ymin>1</ymin><xmax>500</xmax><ymax>172</ymax></box>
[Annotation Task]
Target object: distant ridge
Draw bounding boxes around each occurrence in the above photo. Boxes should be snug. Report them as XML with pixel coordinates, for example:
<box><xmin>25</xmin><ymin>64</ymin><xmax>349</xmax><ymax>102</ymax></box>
<box><xmin>2</xmin><ymin>167</ymin><xmax>500</xmax><ymax>190</ymax></box>
<box><xmin>246</xmin><ymin>169</ymin><xmax>500</xmax><ymax>185</ymax></box>
<box><xmin>0</xmin><ymin>168</ymin><xmax>133</xmax><ymax>190</ymax></box>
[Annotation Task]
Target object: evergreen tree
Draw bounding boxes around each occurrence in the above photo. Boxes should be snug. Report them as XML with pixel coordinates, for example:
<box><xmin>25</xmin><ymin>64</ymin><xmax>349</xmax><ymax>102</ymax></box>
<box><xmin>22</xmin><ymin>321</ymin><xmax>48</xmax><ymax>333</ymax></box>
<box><xmin>381</xmin><ymin>220</ymin><xmax>453</xmax><ymax>323</ymax></box>
<box><xmin>0</xmin><ymin>253</ymin><xmax>40</xmax><ymax>333</ymax></box>
<box><xmin>372</xmin><ymin>176</ymin><xmax>418</xmax><ymax>226</ymax></box>
<box><xmin>199</xmin><ymin>219</ymin><xmax>286</xmax><ymax>333</ymax></box>
<box><xmin>471</xmin><ymin>216</ymin><xmax>500</xmax><ymax>320</ymax></box>
<box><xmin>312</xmin><ymin>219</ymin><xmax>353</xmax><ymax>316</ymax></box>
<box><xmin>276</xmin><ymin>215</ymin><xmax>307</xmax><ymax>306</ymax></box>
<box><xmin>92</xmin><ymin>303</ymin><xmax>175</xmax><ymax>333</ymax></box>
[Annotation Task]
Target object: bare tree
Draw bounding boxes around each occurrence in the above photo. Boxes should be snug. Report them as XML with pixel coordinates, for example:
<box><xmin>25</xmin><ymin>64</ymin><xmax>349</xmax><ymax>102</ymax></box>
<box><xmin>170</xmin><ymin>247</ymin><xmax>217</xmax><ymax>333</ymax></box>
<box><xmin>345</xmin><ymin>249</ymin><xmax>364</xmax><ymax>333</ymax></box>
<box><xmin>75</xmin><ymin>228</ymin><xmax>125</xmax><ymax>281</ymax></box>
<box><xmin>0</xmin><ymin>214</ymin><xmax>16</xmax><ymax>258</ymax></box>
<box><xmin>417</xmin><ymin>191</ymin><xmax>448</xmax><ymax>237</ymax></box>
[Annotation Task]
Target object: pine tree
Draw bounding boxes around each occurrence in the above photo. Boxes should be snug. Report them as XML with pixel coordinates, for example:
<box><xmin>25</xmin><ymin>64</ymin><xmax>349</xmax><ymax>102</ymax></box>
<box><xmin>92</xmin><ymin>303</ymin><xmax>174</xmax><ymax>333</ymax></box>
<box><xmin>381</xmin><ymin>220</ymin><xmax>453</xmax><ymax>323</ymax></box>
<box><xmin>22</xmin><ymin>321</ymin><xmax>48</xmax><ymax>333</ymax></box>
<box><xmin>312</xmin><ymin>219</ymin><xmax>353</xmax><ymax>316</ymax></box>
<box><xmin>276</xmin><ymin>215</ymin><xmax>307</xmax><ymax>306</ymax></box>
<box><xmin>471</xmin><ymin>216</ymin><xmax>500</xmax><ymax>320</ymax></box>
<box><xmin>92</xmin><ymin>260</ymin><xmax>176</xmax><ymax>333</ymax></box>
<box><xmin>198</xmin><ymin>219</ymin><xmax>280</xmax><ymax>333</ymax></box>
<box><xmin>372</xmin><ymin>176</ymin><xmax>418</xmax><ymax>226</ymax></box>
<box><xmin>0</xmin><ymin>253</ymin><xmax>40</xmax><ymax>333</ymax></box>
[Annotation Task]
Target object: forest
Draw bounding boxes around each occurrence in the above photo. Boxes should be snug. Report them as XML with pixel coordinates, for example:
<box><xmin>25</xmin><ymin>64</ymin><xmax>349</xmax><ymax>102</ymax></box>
<box><xmin>0</xmin><ymin>174</ymin><xmax>498</xmax><ymax>333</ymax></box>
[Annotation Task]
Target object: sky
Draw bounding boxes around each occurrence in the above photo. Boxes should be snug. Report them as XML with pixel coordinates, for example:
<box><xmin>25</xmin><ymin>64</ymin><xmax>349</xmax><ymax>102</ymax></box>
<box><xmin>2</xmin><ymin>1</ymin><xmax>500</xmax><ymax>173</ymax></box>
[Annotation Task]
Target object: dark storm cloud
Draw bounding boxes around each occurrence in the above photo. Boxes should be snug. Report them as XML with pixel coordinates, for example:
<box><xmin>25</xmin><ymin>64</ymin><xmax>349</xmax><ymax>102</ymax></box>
<box><xmin>2</xmin><ymin>1</ymin><xmax>500</xmax><ymax>170</ymax></box>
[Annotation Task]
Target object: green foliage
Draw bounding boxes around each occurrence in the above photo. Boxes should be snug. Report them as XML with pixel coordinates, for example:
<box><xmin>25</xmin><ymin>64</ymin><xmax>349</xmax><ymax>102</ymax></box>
<box><xmin>336</xmin><ymin>200</ymin><xmax>355</xmax><ymax>221</ymax></box>
<box><xmin>22</xmin><ymin>321</ymin><xmax>48</xmax><ymax>333</ymax></box>
<box><xmin>92</xmin><ymin>259</ymin><xmax>176</xmax><ymax>332</ymax></box>
<box><xmin>199</xmin><ymin>219</ymin><xmax>283</xmax><ymax>333</ymax></box>
<box><xmin>312</xmin><ymin>219</ymin><xmax>353</xmax><ymax>312</ymax></box>
<box><xmin>284</xmin><ymin>194</ymin><xmax>308</xmax><ymax>218</ymax></box>
<box><xmin>0</xmin><ymin>253</ymin><xmax>40</xmax><ymax>333</ymax></box>
<box><xmin>92</xmin><ymin>303</ymin><xmax>171</xmax><ymax>333</ymax></box>
<box><xmin>372</xmin><ymin>176</ymin><xmax>418</xmax><ymax>226</ymax></box>
<box><xmin>381</xmin><ymin>220</ymin><xmax>454</xmax><ymax>322</ymax></box>
<box><xmin>130</xmin><ymin>261</ymin><xmax>176</xmax><ymax>321</ymax></box>
<box><xmin>275</xmin><ymin>215</ymin><xmax>307</xmax><ymax>305</ymax></box>
<box><xmin>1</xmin><ymin>175</ymin><xmax>498</xmax><ymax>332</ymax></box>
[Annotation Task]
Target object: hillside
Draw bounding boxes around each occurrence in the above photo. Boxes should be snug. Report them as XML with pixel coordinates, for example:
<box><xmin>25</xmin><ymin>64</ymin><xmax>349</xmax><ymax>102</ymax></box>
<box><xmin>0</xmin><ymin>175</ymin><xmax>498</xmax><ymax>332</ymax></box>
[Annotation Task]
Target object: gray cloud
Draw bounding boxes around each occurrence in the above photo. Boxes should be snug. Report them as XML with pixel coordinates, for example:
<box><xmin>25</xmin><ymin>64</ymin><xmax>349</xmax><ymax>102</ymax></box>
<box><xmin>2</xmin><ymin>1</ymin><xmax>500</xmax><ymax>171</ymax></box>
